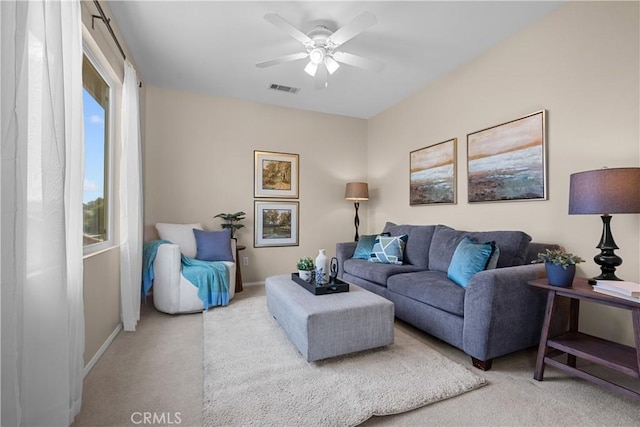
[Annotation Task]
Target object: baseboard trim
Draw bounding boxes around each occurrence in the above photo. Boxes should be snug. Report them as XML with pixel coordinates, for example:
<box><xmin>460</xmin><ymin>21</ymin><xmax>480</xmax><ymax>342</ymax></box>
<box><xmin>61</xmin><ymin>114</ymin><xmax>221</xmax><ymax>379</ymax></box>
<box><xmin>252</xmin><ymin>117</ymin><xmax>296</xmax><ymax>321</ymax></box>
<box><xmin>243</xmin><ymin>281</ymin><xmax>265</xmax><ymax>287</ymax></box>
<box><xmin>83</xmin><ymin>323</ymin><xmax>122</xmax><ymax>378</ymax></box>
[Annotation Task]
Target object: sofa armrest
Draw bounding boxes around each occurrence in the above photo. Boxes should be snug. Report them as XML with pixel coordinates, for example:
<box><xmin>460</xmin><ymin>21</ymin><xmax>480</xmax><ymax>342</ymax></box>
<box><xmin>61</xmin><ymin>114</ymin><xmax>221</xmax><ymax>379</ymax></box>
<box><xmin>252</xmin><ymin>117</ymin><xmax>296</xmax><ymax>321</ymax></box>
<box><xmin>462</xmin><ymin>264</ymin><xmax>548</xmax><ymax>361</ymax></box>
<box><xmin>336</xmin><ymin>242</ymin><xmax>358</xmax><ymax>279</ymax></box>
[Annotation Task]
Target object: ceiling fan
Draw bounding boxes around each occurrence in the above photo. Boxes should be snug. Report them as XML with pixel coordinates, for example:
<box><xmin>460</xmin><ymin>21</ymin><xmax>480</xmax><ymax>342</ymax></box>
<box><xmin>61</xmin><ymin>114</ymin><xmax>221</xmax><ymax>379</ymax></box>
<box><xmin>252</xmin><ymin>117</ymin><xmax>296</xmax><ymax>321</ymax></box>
<box><xmin>256</xmin><ymin>11</ymin><xmax>385</xmax><ymax>89</ymax></box>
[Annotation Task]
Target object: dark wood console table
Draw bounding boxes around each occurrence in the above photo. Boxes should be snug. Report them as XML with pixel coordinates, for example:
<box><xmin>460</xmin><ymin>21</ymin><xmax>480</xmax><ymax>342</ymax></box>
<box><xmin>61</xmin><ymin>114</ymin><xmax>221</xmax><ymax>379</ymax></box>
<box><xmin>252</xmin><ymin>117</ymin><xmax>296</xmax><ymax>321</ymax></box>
<box><xmin>528</xmin><ymin>278</ymin><xmax>640</xmax><ymax>401</ymax></box>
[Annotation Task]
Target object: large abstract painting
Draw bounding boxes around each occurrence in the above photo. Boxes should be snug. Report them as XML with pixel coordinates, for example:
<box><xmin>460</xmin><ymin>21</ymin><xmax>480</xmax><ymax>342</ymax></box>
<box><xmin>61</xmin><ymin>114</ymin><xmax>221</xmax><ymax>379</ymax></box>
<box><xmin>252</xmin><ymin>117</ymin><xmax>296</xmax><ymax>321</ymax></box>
<box><xmin>467</xmin><ymin>110</ymin><xmax>547</xmax><ymax>203</ymax></box>
<box><xmin>410</xmin><ymin>138</ymin><xmax>457</xmax><ymax>205</ymax></box>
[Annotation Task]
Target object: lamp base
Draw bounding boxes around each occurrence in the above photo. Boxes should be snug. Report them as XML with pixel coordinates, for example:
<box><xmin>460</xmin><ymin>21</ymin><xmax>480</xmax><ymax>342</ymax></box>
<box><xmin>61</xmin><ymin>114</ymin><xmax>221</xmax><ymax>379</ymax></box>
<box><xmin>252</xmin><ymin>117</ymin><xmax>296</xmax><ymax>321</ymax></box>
<box><xmin>589</xmin><ymin>214</ymin><xmax>623</xmax><ymax>284</ymax></box>
<box><xmin>353</xmin><ymin>202</ymin><xmax>360</xmax><ymax>242</ymax></box>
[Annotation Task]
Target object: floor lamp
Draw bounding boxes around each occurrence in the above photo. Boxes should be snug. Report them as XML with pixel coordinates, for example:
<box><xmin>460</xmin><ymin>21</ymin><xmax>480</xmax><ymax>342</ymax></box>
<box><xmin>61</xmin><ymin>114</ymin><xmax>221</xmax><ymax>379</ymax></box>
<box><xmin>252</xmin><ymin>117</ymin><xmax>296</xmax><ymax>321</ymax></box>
<box><xmin>569</xmin><ymin>167</ymin><xmax>640</xmax><ymax>283</ymax></box>
<box><xmin>345</xmin><ymin>182</ymin><xmax>369</xmax><ymax>241</ymax></box>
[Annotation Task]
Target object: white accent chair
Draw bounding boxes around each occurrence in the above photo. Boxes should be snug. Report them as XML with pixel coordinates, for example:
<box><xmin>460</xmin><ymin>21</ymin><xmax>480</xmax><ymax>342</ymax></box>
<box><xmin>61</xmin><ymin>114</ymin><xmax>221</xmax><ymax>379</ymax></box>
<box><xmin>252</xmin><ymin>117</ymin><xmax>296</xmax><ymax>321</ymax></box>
<box><xmin>151</xmin><ymin>223</ymin><xmax>236</xmax><ymax>314</ymax></box>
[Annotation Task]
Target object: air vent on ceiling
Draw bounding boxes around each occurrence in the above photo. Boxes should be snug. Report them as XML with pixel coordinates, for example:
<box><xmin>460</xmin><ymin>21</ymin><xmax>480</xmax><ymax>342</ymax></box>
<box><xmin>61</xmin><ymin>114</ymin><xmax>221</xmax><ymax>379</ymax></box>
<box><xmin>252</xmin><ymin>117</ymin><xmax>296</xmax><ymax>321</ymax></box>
<box><xmin>269</xmin><ymin>84</ymin><xmax>300</xmax><ymax>94</ymax></box>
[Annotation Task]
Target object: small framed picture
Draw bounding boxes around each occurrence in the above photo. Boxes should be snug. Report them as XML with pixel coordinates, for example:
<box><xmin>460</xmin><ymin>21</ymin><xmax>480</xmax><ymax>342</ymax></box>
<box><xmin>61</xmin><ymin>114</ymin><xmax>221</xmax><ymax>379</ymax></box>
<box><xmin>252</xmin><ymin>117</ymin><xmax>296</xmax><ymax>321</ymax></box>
<box><xmin>254</xmin><ymin>201</ymin><xmax>299</xmax><ymax>248</ymax></box>
<box><xmin>467</xmin><ymin>110</ymin><xmax>547</xmax><ymax>203</ymax></box>
<box><xmin>410</xmin><ymin>138</ymin><xmax>457</xmax><ymax>205</ymax></box>
<box><xmin>254</xmin><ymin>151</ymin><xmax>299</xmax><ymax>198</ymax></box>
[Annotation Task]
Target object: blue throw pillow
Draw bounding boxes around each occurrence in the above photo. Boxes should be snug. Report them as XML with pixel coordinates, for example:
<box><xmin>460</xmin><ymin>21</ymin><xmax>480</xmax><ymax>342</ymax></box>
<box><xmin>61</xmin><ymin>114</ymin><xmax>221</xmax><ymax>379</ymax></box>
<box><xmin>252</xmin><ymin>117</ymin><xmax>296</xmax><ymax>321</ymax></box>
<box><xmin>369</xmin><ymin>234</ymin><xmax>408</xmax><ymax>265</ymax></box>
<box><xmin>352</xmin><ymin>235</ymin><xmax>378</xmax><ymax>260</ymax></box>
<box><xmin>447</xmin><ymin>237</ymin><xmax>495</xmax><ymax>288</ymax></box>
<box><xmin>193</xmin><ymin>229</ymin><xmax>234</xmax><ymax>262</ymax></box>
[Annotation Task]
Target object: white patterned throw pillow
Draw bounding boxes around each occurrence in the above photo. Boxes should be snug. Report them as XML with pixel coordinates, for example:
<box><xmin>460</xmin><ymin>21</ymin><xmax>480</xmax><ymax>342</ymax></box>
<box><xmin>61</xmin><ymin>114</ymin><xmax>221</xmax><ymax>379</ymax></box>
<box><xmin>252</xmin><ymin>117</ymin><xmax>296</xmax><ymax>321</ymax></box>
<box><xmin>369</xmin><ymin>234</ymin><xmax>408</xmax><ymax>265</ymax></box>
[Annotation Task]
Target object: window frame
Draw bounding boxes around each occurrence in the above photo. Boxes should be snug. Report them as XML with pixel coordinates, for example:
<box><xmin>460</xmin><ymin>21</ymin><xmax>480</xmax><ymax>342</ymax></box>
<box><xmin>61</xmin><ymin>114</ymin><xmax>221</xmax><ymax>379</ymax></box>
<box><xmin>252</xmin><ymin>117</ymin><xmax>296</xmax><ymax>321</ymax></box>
<box><xmin>82</xmin><ymin>45</ymin><xmax>115</xmax><ymax>255</ymax></box>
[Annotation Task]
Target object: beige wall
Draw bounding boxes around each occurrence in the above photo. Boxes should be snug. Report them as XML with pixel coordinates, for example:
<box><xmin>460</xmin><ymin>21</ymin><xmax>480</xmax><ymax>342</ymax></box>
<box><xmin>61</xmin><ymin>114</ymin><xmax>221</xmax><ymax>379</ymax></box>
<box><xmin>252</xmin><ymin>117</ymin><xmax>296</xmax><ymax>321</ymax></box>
<box><xmin>367</xmin><ymin>1</ymin><xmax>639</xmax><ymax>345</ymax></box>
<box><xmin>144</xmin><ymin>88</ymin><xmax>367</xmax><ymax>282</ymax></box>
<box><xmin>83</xmin><ymin>248</ymin><xmax>121</xmax><ymax>362</ymax></box>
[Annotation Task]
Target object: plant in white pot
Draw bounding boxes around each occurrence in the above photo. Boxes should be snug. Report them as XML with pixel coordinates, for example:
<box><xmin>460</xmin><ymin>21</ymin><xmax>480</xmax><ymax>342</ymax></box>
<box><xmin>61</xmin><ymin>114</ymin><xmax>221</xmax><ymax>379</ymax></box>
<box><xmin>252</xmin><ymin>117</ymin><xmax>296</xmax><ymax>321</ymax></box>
<box><xmin>297</xmin><ymin>257</ymin><xmax>314</xmax><ymax>281</ymax></box>
<box><xmin>536</xmin><ymin>249</ymin><xmax>585</xmax><ymax>287</ymax></box>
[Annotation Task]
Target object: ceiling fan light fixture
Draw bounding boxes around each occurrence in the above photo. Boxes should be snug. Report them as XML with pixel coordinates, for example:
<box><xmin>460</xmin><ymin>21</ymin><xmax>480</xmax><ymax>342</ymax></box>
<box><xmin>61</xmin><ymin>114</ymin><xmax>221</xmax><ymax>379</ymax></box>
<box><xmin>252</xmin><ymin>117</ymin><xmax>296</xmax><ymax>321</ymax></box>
<box><xmin>309</xmin><ymin>47</ymin><xmax>325</xmax><ymax>64</ymax></box>
<box><xmin>325</xmin><ymin>56</ymin><xmax>340</xmax><ymax>75</ymax></box>
<box><xmin>304</xmin><ymin>61</ymin><xmax>318</xmax><ymax>76</ymax></box>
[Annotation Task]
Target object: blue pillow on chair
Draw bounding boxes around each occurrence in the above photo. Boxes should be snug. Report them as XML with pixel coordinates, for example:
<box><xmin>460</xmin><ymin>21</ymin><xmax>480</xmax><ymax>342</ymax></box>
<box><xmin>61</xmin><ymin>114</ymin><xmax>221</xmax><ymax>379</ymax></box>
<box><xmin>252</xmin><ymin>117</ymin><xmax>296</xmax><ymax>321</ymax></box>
<box><xmin>193</xmin><ymin>229</ymin><xmax>234</xmax><ymax>262</ymax></box>
<box><xmin>447</xmin><ymin>237</ymin><xmax>496</xmax><ymax>288</ymax></box>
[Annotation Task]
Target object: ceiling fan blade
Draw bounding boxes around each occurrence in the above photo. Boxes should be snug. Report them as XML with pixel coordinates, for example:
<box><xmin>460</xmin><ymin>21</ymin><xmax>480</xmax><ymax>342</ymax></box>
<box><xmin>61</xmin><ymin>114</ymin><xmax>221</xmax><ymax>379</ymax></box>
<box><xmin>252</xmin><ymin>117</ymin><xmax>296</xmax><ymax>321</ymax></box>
<box><xmin>256</xmin><ymin>52</ymin><xmax>308</xmax><ymax>68</ymax></box>
<box><xmin>314</xmin><ymin>65</ymin><xmax>328</xmax><ymax>90</ymax></box>
<box><xmin>264</xmin><ymin>13</ymin><xmax>311</xmax><ymax>44</ymax></box>
<box><xmin>333</xmin><ymin>51</ymin><xmax>385</xmax><ymax>72</ymax></box>
<box><xmin>327</xmin><ymin>11</ymin><xmax>377</xmax><ymax>46</ymax></box>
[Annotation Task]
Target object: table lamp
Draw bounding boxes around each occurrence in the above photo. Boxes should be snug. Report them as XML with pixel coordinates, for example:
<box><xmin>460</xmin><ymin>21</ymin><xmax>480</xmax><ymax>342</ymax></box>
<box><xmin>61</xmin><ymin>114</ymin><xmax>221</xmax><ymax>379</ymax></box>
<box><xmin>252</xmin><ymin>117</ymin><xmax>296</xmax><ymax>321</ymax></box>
<box><xmin>345</xmin><ymin>182</ymin><xmax>369</xmax><ymax>241</ymax></box>
<box><xmin>568</xmin><ymin>167</ymin><xmax>640</xmax><ymax>283</ymax></box>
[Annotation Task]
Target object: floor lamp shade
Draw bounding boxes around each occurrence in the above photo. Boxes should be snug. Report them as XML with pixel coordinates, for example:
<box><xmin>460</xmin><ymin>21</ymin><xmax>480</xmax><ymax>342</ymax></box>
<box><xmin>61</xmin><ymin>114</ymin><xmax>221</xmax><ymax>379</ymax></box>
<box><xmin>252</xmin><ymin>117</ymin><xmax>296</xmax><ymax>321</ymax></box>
<box><xmin>345</xmin><ymin>182</ymin><xmax>369</xmax><ymax>201</ymax></box>
<box><xmin>568</xmin><ymin>167</ymin><xmax>640</xmax><ymax>282</ymax></box>
<box><xmin>345</xmin><ymin>182</ymin><xmax>369</xmax><ymax>241</ymax></box>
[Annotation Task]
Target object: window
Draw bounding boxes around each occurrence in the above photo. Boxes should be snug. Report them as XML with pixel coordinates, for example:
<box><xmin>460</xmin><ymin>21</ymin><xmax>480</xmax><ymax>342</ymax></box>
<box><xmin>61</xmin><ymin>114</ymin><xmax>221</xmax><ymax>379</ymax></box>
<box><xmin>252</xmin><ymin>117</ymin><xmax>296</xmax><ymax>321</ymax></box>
<box><xmin>82</xmin><ymin>54</ymin><xmax>112</xmax><ymax>250</ymax></box>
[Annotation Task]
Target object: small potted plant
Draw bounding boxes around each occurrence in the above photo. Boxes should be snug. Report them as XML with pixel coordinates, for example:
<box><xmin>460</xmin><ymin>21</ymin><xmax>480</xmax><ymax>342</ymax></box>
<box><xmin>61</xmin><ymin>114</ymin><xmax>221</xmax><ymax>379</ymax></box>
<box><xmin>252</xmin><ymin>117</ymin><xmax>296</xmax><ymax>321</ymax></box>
<box><xmin>214</xmin><ymin>211</ymin><xmax>246</xmax><ymax>239</ymax></box>
<box><xmin>536</xmin><ymin>249</ymin><xmax>585</xmax><ymax>287</ymax></box>
<box><xmin>297</xmin><ymin>256</ymin><xmax>314</xmax><ymax>281</ymax></box>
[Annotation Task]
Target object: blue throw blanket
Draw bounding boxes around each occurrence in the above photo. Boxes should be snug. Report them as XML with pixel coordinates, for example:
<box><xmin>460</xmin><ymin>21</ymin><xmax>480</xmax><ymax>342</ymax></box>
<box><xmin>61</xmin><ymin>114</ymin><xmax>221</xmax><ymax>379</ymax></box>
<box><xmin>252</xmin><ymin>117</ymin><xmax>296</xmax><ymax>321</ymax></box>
<box><xmin>142</xmin><ymin>239</ymin><xmax>170</xmax><ymax>297</ymax></box>
<box><xmin>181</xmin><ymin>256</ymin><xmax>230</xmax><ymax>308</ymax></box>
<box><xmin>142</xmin><ymin>240</ymin><xmax>230</xmax><ymax>309</ymax></box>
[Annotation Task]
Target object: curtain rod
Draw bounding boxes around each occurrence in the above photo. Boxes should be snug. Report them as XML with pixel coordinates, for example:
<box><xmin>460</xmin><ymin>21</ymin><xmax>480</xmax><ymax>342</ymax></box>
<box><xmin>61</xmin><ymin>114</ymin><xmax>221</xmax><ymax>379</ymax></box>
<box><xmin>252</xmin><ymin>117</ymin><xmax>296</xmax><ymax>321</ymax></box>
<box><xmin>92</xmin><ymin>0</ymin><xmax>126</xmax><ymax>61</ymax></box>
<box><xmin>92</xmin><ymin>0</ymin><xmax>143</xmax><ymax>87</ymax></box>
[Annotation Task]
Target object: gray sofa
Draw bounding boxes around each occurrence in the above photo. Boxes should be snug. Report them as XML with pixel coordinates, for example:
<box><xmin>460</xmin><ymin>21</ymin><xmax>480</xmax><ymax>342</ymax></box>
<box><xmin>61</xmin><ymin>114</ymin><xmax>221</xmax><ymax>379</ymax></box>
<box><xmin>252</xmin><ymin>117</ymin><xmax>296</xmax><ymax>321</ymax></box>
<box><xmin>336</xmin><ymin>223</ymin><xmax>558</xmax><ymax>370</ymax></box>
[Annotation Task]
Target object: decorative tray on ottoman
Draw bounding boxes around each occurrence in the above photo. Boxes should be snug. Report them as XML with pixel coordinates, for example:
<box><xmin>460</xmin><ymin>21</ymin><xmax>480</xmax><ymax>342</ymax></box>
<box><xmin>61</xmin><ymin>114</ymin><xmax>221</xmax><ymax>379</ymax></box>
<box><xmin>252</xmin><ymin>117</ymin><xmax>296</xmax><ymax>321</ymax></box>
<box><xmin>291</xmin><ymin>273</ymin><xmax>349</xmax><ymax>295</ymax></box>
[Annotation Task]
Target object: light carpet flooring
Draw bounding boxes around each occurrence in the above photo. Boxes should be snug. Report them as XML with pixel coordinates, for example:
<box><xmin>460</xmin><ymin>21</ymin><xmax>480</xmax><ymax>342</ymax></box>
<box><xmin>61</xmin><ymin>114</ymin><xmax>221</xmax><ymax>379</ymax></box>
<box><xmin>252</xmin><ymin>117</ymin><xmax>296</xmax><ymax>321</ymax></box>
<box><xmin>202</xmin><ymin>294</ymin><xmax>485</xmax><ymax>426</ymax></box>
<box><xmin>73</xmin><ymin>284</ymin><xmax>640</xmax><ymax>426</ymax></box>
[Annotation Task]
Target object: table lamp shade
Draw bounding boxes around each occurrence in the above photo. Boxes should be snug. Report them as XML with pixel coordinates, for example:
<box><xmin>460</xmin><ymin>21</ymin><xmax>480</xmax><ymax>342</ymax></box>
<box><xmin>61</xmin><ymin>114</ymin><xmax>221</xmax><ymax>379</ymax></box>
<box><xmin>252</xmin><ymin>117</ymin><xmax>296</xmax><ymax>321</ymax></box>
<box><xmin>345</xmin><ymin>182</ymin><xmax>369</xmax><ymax>201</ymax></box>
<box><xmin>569</xmin><ymin>167</ymin><xmax>640</xmax><ymax>215</ymax></box>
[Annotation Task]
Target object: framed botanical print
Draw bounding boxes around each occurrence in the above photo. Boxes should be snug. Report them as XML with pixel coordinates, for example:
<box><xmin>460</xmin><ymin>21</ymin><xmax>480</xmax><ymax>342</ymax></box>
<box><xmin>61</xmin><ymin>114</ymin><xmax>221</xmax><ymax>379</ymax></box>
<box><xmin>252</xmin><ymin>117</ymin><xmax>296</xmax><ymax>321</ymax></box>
<box><xmin>254</xmin><ymin>201</ymin><xmax>299</xmax><ymax>247</ymax></box>
<box><xmin>410</xmin><ymin>138</ymin><xmax>457</xmax><ymax>205</ymax></box>
<box><xmin>467</xmin><ymin>110</ymin><xmax>547</xmax><ymax>203</ymax></box>
<box><xmin>254</xmin><ymin>151</ymin><xmax>299</xmax><ymax>198</ymax></box>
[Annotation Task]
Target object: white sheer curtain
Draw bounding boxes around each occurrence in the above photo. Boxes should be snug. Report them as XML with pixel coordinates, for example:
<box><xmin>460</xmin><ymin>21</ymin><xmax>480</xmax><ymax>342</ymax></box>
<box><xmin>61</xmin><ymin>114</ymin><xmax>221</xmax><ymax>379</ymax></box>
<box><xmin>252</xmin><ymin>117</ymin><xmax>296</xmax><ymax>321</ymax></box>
<box><xmin>1</xmin><ymin>0</ymin><xmax>85</xmax><ymax>425</ymax></box>
<box><xmin>120</xmin><ymin>60</ymin><xmax>143</xmax><ymax>331</ymax></box>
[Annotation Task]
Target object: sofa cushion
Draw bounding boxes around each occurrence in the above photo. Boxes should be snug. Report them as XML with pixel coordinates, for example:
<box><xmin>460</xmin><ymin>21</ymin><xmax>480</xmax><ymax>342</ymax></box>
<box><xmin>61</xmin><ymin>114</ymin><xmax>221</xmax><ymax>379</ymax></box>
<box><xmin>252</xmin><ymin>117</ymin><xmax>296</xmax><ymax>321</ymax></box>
<box><xmin>193</xmin><ymin>228</ymin><xmax>234</xmax><ymax>262</ymax></box>
<box><xmin>383</xmin><ymin>222</ymin><xmax>436</xmax><ymax>269</ymax></box>
<box><xmin>352</xmin><ymin>234</ymin><xmax>378</xmax><ymax>260</ymax></box>
<box><xmin>369</xmin><ymin>234</ymin><xmax>408</xmax><ymax>265</ymax></box>
<box><xmin>387</xmin><ymin>270</ymin><xmax>466</xmax><ymax>317</ymax></box>
<box><xmin>155</xmin><ymin>223</ymin><xmax>203</xmax><ymax>258</ymax></box>
<box><xmin>428</xmin><ymin>225</ymin><xmax>532</xmax><ymax>272</ymax></box>
<box><xmin>447</xmin><ymin>237</ymin><xmax>495</xmax><ymax>288</ymax></box>
<box><xmin>343</xmin><ymin>259</ymin><xmax>423</xmax><ymax>287</ymax></box>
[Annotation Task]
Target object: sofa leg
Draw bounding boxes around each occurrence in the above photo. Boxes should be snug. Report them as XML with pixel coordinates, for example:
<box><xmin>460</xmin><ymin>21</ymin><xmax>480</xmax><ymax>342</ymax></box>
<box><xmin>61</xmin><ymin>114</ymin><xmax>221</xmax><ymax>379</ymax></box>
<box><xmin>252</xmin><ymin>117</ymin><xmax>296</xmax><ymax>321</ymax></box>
<box><xmin>471</xmin><ymin>357</ymin><xmax>493</xmax><ymax>371</ymax></box>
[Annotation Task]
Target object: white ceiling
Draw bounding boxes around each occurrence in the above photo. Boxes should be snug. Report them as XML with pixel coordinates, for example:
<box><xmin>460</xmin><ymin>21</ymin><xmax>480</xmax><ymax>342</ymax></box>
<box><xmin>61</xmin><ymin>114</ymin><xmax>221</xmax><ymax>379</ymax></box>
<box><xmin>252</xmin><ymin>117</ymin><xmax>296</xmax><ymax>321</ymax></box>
<box><xmin>108</xmin><ymin>1</ymin><xmax>563</xmax><ymax>119</ymax></box>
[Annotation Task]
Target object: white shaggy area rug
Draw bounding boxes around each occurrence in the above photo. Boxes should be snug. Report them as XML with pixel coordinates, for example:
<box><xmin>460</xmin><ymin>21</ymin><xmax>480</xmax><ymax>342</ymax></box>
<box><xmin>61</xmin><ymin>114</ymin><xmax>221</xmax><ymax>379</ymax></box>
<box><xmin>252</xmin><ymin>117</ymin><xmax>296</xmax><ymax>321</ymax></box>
<box><xmin>202</xmin><ymin>293</ymin><xmax>486</xmax><ymax>426</ymax></box>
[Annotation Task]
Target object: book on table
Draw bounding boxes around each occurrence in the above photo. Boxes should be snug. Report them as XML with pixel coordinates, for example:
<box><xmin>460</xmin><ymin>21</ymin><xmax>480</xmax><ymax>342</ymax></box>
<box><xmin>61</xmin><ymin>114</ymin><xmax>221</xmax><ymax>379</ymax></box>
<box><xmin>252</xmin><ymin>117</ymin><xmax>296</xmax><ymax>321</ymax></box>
<box><xmin>594</xmin><ymin>280</ymin><xmax>640</xmax><ymax>297</ymax></box>
<box><xmin>592</xmin><ymin>285</ymin><xmax>640</xmax><ymax>303</ymax></box>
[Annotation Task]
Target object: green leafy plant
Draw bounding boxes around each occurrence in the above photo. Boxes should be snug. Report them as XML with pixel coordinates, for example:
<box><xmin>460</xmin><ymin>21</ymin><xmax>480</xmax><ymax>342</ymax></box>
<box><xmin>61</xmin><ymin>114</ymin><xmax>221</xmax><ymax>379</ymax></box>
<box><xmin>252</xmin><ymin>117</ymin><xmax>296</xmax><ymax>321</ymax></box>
<box><xmin>536</xmin><ymin>249</ymin><xmax>585</xmax><ymax>270</ymax></box>
<box><xmin>214</xmin><ymin>211</ymin><xmax>246</xmax><ymax>239</ymax></box>
<box><xmin>296</xmin><ymin>256</ymin><xmax>314</xmax><ymax>271</ymax></box>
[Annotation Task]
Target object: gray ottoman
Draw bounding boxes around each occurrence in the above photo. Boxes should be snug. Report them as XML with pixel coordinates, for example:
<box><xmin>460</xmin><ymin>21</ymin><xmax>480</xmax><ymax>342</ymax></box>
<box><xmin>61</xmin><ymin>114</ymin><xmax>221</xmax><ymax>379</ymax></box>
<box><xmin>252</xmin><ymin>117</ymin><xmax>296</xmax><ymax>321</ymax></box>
<box><xmin>265</xmin><ymin>274</ymin><xmax>394</xmax><ymax>362</ymax></box>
